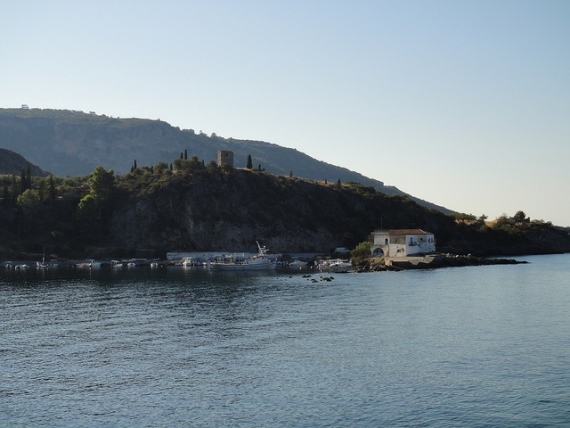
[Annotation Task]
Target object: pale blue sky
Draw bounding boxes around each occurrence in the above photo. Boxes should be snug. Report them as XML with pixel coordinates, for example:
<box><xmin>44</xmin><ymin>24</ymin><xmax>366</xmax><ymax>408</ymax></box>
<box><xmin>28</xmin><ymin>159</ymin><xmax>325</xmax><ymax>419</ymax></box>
<box><xmin>2</xmin><ymin>0</ymin><xmax>570</xmax><ymax>226</ymax></box>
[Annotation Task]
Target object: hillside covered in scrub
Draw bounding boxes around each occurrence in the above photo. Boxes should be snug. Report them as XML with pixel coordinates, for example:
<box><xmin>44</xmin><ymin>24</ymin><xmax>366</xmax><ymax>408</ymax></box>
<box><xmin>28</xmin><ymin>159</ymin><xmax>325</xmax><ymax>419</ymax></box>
<box><xmin>0</xmin><ymin>158</ymin><xmax>569</xmax><ymax>260</ymax></box>
<box><xmin>0</xmin><ymin>107</ymin><xmax>451</xmax><ymax>213</ymax></box>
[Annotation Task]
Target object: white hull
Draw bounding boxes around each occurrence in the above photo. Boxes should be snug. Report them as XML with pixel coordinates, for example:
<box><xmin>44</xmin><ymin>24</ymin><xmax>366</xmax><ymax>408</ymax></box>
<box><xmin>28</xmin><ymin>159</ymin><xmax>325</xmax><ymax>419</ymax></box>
<box><xmin>208</xmin><ymin>241</ymin><xmax>277</xmax><ymax>271</ymax></box>
<box><xmin>329</xmin><ymin>262</ymin><xmax>352</xmax><ymax>273</ymax></box>
<box><xmin>320</xmin><ymin>259</ymin><xmax>352</xmax><ymax>273</ymax></box>
<box><xmin>287</xmin><ymin>260</ymin><xmax>309</xmax><ymax>270</ymax></box>
<box><xmin>209</xmin><ymin>259</ymin><xmax>277</xmax><ymax>271</ymax></box>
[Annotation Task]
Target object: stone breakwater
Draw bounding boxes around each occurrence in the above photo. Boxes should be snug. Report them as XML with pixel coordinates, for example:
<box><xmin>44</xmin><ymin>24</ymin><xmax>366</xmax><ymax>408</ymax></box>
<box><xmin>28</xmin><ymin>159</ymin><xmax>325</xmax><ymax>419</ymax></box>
<box><xmin>354</xmin><ymin>253</ymin><xmax>528</xmax><ymax>272</ymax></box>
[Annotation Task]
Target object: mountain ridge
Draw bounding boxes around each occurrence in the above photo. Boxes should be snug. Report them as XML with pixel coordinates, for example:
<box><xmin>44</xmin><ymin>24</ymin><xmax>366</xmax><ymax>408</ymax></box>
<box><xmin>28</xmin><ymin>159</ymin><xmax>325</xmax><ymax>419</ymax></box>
<box><xmin>0</xmin><ymin>107</ymin><xmax>452</xmax><ymax>213</ymax></box>
<box><xmin>0</xmin><ymin>147</ymin><xmax>49</xmax><ymax>176</ymax></box>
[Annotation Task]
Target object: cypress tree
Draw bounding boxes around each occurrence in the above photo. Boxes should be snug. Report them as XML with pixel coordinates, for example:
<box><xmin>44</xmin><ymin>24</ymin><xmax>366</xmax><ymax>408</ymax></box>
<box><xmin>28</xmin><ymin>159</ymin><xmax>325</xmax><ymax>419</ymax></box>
<box><xmin>48</xmin><ymin>175</ymin><xmax>56</xmax><ymax>206</ymax></box>
<box><xmin>11</xmin><ymin>174</ymin><xmax>17</xmax><ymax>203</ymax></box>
<box><xmin>2</xmin><ymin>183</ymin><xmax>9</xmax><ymax>206</ymax></box>
<box><xmin>26</xmin><ymin>164</ymin><xmax>31</xmax><ymax>188</ymax></box>
<box><xmin>20</xmin><ymin>169</ymin><xmax>27</xmax><ymax>193</ymax></box>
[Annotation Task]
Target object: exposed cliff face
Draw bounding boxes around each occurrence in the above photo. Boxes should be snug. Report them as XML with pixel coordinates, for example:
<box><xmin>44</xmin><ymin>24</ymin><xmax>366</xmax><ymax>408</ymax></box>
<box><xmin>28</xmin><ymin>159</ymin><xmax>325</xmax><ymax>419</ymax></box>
<box><xmin>0</xmin><ymin>164</ymin><xmax>567</xmax><ymax>260</ymax></box>
<box><xmin>104</xmin><ymin>168</ymin><xmax>570</xmax><ymax>257</ymax></box>
<box><xmin>108</xmin><ymin>169</ymin><xmax>455</xmax><ymax>254</ymax></box>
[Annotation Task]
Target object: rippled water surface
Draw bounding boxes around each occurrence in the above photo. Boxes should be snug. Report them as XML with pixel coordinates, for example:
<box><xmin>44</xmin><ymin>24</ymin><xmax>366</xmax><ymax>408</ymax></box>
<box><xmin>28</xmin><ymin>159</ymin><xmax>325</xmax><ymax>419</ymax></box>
<box><xmin>2</xmin><ymin>254</ymin><xmax>570</xmax><ymax>427</ymax></box>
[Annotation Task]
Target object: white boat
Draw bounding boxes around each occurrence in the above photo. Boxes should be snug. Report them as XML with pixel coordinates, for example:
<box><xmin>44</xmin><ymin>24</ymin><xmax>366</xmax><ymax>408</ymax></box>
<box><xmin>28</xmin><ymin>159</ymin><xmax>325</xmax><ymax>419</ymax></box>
<box><xmin>180</xmin><ymin>257</ymin><xmax>195</xmax><ymax>267</ymax></box>
<box><xmin>208</xmin><ymin>241</ymin><xmax>277</xmax><ymax>271</ymax></box>
<box><xmin>329</xmin><ymin>260</ymin><xmax>352</xmax><ymax>273</ymax></box>
<box><xmin>288</xmin><ymin>260</ymin><xmax>309</xmax><ymax>270</ymax></box>
<box><xmin>36</xmin><ymin>261</ymin><xmax>49</xmax><ymax>269</ymax></box>
<box><xmin>89</xmin><ymin>260</ymin><xmax>102</xmax><ymax>269</ymax></box>
<box><xmin>75</xmin><ymin>259</ymin><xmax>101</xmax><ymax>269</ymax></box>
<box><xmin>321</xmin><ymin>259</ymin><xmax>353</xmax><ymax>273</ymax></box>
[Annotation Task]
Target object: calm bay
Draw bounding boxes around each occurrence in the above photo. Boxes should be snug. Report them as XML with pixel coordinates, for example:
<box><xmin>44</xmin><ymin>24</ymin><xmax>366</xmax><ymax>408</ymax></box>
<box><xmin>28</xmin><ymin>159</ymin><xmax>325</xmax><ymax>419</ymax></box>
<box><xmin>1</xmin><ymin>254</ymin><xmax>569</xmax><ymax>427</ymax></box>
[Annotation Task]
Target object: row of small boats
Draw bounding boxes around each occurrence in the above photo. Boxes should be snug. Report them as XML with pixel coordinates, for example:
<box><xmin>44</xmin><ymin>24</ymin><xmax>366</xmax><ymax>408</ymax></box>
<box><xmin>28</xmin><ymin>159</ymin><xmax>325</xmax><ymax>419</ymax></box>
<box><xmin>3</xmin><ymin>258</ymin><xmax>161</xmax><ymax>271</ymax></box>
<box><xmin>2</xmin><ymin>242</ymin><xmax>353</xmax><ymax>273</ymax></box>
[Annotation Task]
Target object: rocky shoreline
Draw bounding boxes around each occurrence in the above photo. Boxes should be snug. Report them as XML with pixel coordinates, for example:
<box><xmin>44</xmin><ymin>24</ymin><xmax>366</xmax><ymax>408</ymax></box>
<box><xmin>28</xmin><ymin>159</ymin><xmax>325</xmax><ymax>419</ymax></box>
<box><xmin>354</xmin><ymin>253</ymin><xmax>528</xmax><ymax>272</ymax></box>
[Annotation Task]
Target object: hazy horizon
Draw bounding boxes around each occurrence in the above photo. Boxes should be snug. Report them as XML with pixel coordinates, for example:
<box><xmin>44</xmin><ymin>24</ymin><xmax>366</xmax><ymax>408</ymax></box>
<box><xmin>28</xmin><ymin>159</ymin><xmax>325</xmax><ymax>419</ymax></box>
<box><xmin>2</xmin><ymin>0</ymin><xmax>569</xmax><ymax>226</ymax></box>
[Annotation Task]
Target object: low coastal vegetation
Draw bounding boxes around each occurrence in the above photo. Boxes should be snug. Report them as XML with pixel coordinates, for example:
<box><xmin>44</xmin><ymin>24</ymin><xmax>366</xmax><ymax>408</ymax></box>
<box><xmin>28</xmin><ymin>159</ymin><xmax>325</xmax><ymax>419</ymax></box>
<box><xmin>0</xmin><ymin>156</ymin><xmax>569</xmax><ymax>261</ymax></box>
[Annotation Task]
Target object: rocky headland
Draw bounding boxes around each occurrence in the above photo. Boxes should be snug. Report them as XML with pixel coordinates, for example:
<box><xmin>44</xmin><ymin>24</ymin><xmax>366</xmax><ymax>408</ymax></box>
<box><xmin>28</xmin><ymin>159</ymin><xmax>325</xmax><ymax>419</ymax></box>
<box><xmin>0</xmin><ymin>163</ymin><xmax>569</xmax><ymax>261</ymax></box>
<box><xmin>353</xmin><ymin>253</ymin><xmax>528</xmax><ymax>272</ymax></box>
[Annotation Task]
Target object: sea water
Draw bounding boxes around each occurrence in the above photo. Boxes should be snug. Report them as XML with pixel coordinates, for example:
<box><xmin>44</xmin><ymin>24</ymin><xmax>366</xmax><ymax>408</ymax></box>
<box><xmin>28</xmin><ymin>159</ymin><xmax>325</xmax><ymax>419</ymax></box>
<box><xmin>1</xmin><ymin>254</ymin><xmax>569</xmax><ymax>427</ymax></box>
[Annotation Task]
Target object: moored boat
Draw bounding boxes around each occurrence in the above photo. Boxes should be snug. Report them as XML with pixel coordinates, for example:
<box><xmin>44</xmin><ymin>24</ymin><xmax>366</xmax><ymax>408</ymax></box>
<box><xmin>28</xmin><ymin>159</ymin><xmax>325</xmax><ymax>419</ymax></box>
<box><xmin>180</xmin><ymin>257</ymin><xmax>195</xmax><ymax>267</ymax></box>
<box><xmin>288</xmin><ymin>259</ymin><xmax>309</xmax><ymax>270</ymax></box>
<box><xmin>75</xmin><ymin>259</ymin><xmax>102</xmax><ymax>269</ymax></box>
<box><xmin>208</xmin><ymin>241</ymin><xmax>277</xmax><ymax>271</ymax></box>
<box><xmin>320</xmin><ymin>259</ymin><xmax>353</xmax><ymax>273</ymax></box>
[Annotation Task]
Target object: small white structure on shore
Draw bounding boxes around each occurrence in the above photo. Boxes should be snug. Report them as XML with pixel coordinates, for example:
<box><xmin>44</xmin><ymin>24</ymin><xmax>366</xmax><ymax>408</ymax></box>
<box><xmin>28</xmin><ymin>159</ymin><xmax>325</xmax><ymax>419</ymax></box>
<box><xmin>370</xmin><ymin>229</ymin><xmax>436</xmax><ymax>257</ymax></box>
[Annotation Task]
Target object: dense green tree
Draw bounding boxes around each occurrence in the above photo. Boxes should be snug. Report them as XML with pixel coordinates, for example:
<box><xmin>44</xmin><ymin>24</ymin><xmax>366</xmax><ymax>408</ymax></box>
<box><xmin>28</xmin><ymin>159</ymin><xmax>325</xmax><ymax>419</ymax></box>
<box><xmin>48</xmin><ymin>175</ymin><xmax>57</xmax><ymax>205</ymax></box>
<box><xmin>88</xmin><ymin>166</ymin><xmax>115</xmax><ymax>204</ymax></box>
<box><xmin>173</xmin><ymin>158</ymin><xmax>185</xmax><ymax>171</ymax></box>
<box><xmin>17</xmin><ymin>189</ymin><xmax>41</xmax><ymax>215</ymax></box>
<box><xmin>2</xmin><ymin>183</ymin><xmax>9</xmax><ymax>205</ymax></box>
<box><xmin>38</xmin><ymin>179</ymin><xmax>47</xmax><ymax>202</ymax></box>
<box><xmin>246</xmin><ymin>154</ymin><xmax>253</xmax><ymax>169</ymax></box>
<box><xmin>153</xmin><ymin>162</ymin><xmax>169</xmax><ymax>174</ymax></box>
<box><xmin>206</xmin><ymin>160</ymin><xmax>219</xmax><ymax>173</ymax></box>
<box><xmin>26</xmin><ymin>163</ymin><xmax>31</xmax><ymax>185</ymax></box>
<box><xmin>17</xmin><ymin>189</ymin><xmax>42</xmax><ymax>237</ymax></box>
<box><xmin>10</xmin><ymin>174</ymin><xmax>18</xmax><ymax>204</ymax></box>
<box><xmin>513</xmin><ymin>210</ymin><xmax>528</xmax><ymax>223</ymax></box>
<box><xmin>77</xmin><ymin>166</ymin><xmax>116</xmax><ymax>242</ymax></box>
<box><xmin>20</xmin><ymin>169</ymin><xmax>28</xmax><ymax>193</ymax></box>
<box><xmin>350</xmin><ymin>241</ymin><xmax>372</xmax><ymax>261</ymax></box>
<box><xmin>174</xmin><ymin>157</ymin><xmax>205</xmax><ymax>174</ymax></box>
<box><xmin>76</xmin><ymin>193</ymin><xmax>101</xmax><ymax>243</ymax></box>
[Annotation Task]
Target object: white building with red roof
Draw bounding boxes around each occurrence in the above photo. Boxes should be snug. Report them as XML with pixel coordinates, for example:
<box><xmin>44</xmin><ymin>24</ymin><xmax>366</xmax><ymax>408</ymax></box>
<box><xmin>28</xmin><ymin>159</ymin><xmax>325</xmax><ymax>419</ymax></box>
<box><xmin>371</xmin><ymin>229</ymin><xmax>436</xmax><ymax>257</ymax></box>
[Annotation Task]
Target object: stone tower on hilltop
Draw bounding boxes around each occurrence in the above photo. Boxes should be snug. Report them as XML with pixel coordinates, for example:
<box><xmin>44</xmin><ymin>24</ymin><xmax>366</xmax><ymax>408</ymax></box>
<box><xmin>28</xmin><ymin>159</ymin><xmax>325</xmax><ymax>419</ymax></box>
<box><xmin>217</xmin><ymin>150</ymin><xmax>234</xmax><ymax>168</ymax></box>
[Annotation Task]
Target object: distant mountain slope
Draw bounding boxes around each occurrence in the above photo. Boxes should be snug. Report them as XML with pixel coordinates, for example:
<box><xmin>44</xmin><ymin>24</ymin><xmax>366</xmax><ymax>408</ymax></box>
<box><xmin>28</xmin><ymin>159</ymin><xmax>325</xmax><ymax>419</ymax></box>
<box><xmin>0</xmin><ymin>147</ymin><xmax>49</xmax><ymax>176</ymax></box>
<box><xmin>0</xmin><ymin>107</ymin><xmax>452</xmax><ymax>213</ymax></box>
